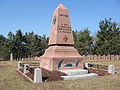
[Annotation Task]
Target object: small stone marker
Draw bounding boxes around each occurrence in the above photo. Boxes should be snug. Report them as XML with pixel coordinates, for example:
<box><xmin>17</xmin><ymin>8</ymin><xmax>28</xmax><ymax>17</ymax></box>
<box><xmin>17</xmin><ymin>61</ymin><xmax>22</xmax><ymax>69</ymax></box>
<box><xmin>22</xmin><ymin>58</ymin><xmax>24</xmax><ymax>61</ymax></box>
<box><xmin>85</xmin><ymin>63</ymin><xmax>90</xmax><ymax>70</ymax></box>
<box><xmin>10</xmin><ymin>53</ymin><xmax>13</xmax><ymax>61</ymax></box>
<box><xmin>34</xmin><ymin>68</ymin><xmax>42</xmax><ymax>83</ymax></box>
<box><xmin>23</xmin><ymin>64</ymin><xmax>29</xmax><ymax>74</ymax></box>
<box><xmin>108</xmin><ymin>65</ymin><xmax>115</xmax><ymax>74</ymax></box>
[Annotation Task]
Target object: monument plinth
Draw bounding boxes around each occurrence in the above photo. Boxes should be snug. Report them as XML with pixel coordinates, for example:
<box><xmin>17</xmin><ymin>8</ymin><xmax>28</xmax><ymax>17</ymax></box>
<box><xmin>40</xmin><ymin>4</ymin><xmax>84</xmax><ymax>70</ymax></box>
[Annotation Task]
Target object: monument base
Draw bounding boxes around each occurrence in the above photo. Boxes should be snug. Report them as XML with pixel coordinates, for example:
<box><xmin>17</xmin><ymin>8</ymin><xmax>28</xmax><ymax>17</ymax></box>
<box><xmin>40</xmin><ymin>46</ymin><xmax>84</xmax><ymax>71</ymax></box>
<box><xmin>59</xmin><ymin>69</ymin><xmax>88</xmax><ymax>76</ymax></box>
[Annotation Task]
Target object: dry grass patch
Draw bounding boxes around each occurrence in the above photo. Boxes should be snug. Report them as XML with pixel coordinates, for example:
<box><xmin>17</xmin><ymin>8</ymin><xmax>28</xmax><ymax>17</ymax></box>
<box><xmin>0</xmin><ymin>60</ymin><xmax>120</xmax><ymax>90</ymax></box>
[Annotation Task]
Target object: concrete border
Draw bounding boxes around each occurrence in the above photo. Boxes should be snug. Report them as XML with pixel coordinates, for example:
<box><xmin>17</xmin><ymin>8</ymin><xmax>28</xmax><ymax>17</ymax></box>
<box><xmin>16</xmin><ymin>69</ymin><xmax>35</xmax><ymax>83</ymax></box>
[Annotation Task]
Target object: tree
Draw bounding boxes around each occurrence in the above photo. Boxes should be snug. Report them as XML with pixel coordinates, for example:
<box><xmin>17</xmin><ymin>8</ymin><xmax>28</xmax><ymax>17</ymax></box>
<box><xmin>40</xmin><ymin>34</ymin><xmax>48</xmax><ymax>55</ymax></box>
<box><xmin>12</xmin><ymin>30</ymin><xmax>25</xmax><ymax>59</ymax></box>
<box><xmin>24</xmin><ymin>32</ymin><xmax>48</xmax><ymax>57</ymax></box>
<box><xmin>95</xmin><ymin>18</ymin><xmax>120</xmax><ymax>55</ymax></box>
<box><xmin>0</xmin><ymin>35</ymin><xmax>8</xmax><ymax>60</ymax></box>
<box><xmin>0</xmin><ymin>30</ymin><xmax>48</xmax><ymax>60</ymax></box>
<box><xmin>73</xmin><ymin>28</ymin><xmax>93</xmax><ymax>55</ymax></box>
<box><xmin>7</xmin><ymin>30</ymin><xmax>27</xmax><ymax>60</ymax></box>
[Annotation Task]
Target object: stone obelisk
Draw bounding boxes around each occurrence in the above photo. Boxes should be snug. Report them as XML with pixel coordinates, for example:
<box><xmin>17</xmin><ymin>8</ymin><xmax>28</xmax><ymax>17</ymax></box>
<box><xmin>40</xmin><ymin>4</ymin><xmax>84</xmax><ymax>70</ymax></box>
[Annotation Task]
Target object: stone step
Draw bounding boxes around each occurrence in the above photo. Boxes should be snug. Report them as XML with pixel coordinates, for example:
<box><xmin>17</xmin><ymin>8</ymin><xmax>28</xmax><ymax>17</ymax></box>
<box><xmin>61</xmin><ymin>73</ymin><xmax>98</xmax><ymax>80</ymax></box>
<box><xmin>59</xmin><ymin>69</ymin><xmax>88</xmax><ymax>76</ymax></box>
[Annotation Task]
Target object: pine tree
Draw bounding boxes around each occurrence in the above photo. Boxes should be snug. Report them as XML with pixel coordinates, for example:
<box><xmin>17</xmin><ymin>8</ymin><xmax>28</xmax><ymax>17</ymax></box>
<box><xmin>95</xmin><ymin>18</ymin><xmax>120</xmax><ymax>55</ymax></box>
<box><xmin>73</xmin><ymin>28</ymin><xmax>93</xmax><ymax>55</ymax></box>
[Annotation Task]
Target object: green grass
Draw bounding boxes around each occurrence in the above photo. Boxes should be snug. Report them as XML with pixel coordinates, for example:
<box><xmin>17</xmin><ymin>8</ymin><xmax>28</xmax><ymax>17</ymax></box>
<box><xmin>0</xmin><ymin>60</ymin><xmax>120</xmax><ymax>90</ymax></box>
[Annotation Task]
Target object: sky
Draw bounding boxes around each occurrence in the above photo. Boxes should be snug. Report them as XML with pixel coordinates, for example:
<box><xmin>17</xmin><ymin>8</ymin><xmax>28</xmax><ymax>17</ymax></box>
<box><xmin>0</xmin><ymin>0</ymin><xmax>120</xmax><ymax>37</ymax></box>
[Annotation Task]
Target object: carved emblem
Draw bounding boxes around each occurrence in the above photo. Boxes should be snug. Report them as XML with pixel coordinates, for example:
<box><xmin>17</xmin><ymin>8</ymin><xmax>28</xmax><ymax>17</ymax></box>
<box><xmin>63</xmin><ymin>36</ymin><xmax>68</xmax><ymax>42</ymax></box>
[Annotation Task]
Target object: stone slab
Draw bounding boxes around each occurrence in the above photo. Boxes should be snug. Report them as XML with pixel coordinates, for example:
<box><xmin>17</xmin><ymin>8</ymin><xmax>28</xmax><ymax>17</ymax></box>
<box><xmin>34</xmin><ymin>68</ymin><xmax>42</xmax><ymax>83</ymax></box>
<box><xmin>61</xmin><ymin>73</ymin><xmax>98</xmax><ymax>80</ymax></box>
<box><xmin>59</xmin><ymin>69</ymin><xmax>88</xmax><ymax>76</ymax></box>
<box><xmin>108</xmin><ymin>65</ymin><xmax>115</xmax><ymax>74</ymax></box>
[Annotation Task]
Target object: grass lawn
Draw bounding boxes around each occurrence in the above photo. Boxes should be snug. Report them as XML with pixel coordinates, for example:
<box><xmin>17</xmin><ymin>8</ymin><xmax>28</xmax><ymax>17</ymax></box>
<box><xmin>0</xmin><ymin>60</ymin><xmax>120</xmax><ymax>90</ymax></box>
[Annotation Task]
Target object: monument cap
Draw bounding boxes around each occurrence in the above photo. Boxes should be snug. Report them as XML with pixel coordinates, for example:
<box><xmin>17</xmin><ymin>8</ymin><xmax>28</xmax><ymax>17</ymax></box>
<box><xmin>55</xmin><ymin>3</ymin><xmax>68</xmax><ymax>10</ymax></box>
<box><xmin>49</xmin><ymin>3</ymin><xmax>74</xmax><ymax>45</ymax></box>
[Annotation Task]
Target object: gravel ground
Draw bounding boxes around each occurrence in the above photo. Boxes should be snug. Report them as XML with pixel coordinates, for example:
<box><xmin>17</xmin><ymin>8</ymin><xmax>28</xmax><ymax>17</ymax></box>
<box><xmin>19</xmin><ymin>68</ymin><xmax>67</xmax><ymax>82</ymax></box>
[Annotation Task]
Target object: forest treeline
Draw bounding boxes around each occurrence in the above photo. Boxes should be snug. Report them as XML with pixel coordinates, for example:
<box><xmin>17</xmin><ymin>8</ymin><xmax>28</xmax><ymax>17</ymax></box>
<box><xmin>0</xmin><ymin>18</ymin><xmax>120</xmax><ymax>60</ymax></box>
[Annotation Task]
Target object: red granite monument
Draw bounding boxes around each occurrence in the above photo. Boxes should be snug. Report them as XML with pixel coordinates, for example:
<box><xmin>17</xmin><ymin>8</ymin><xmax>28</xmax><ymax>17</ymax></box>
<box><xmin>40</xmin><ymin>4</ymin><xmax>84</xmax><ymax>70</ymax></box>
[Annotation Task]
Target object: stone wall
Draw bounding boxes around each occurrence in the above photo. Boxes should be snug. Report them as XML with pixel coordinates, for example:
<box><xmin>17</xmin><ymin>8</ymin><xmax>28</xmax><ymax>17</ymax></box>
<box><xmin>13</xmin><ymin>55</ymin><xmax>120</xmax><ymax>61</ymax></box>
<box><xmin>14</xmin><ymin>56</ymin><xmax>40</xmax><ymax>61</ymax></box>
<box><xmin>83</xmin><ymin>55</ymin><xmax>120</xmax><ymax>61</ymax></box>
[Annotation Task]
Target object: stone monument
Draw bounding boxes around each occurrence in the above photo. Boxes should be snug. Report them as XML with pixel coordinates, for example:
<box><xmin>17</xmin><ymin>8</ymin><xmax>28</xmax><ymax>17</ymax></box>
<box><xmin>40</xmin><ymin>4</ymin><xmax>84</xmax><ymax>70</ymax></box>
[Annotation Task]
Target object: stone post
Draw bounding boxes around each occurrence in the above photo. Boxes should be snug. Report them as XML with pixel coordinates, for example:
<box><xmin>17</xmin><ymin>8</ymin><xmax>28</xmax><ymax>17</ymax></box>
<box><xmin>116</xmin><ymin>55</ymin><xmax>119</xmax><ymax>60</ymax></box>
<box><xmin>102</xmin><ymin>55</ymin><xmax>105</xmax><ymax>60</ymax></box>
<box><xmin>34</xmin><ymin>68</ymin><xmax>42</xmax><ymax>83</ymax></box>
<box><xmin>105</xmin><ymin>55</ymin><xmax>107</xmax><ymax>60</ymax></box>
<box><xmin>99</xmin><ymin>55</ymin><xmax>101</xmax><ymax>60</ymax></box>
<box><xmin>94</xmin><ymin>55</ymin><xmax>97</xmax><ymax>61</ymax></box>
<box><xmin>91</xmin><ymin>55</ymin><xmax>94</xmax><ymax>61</ymax></box>
<box><xmin>17</xmin><ymin>61</ymin><xmax>22</xmax><ymax>69</ymax></box>
<box><xmin>22</xmin><ymin>58</ymin><xmax>24</xmax><ymax>61</ymax></box>
<box><xmin>87</xmin><ymin>55</ymin><xmax>90</xmax><ymax>61</ymax></box>
<box><xmin>85</xmin><ymin>62</ymin><xmax>90</xmax><ymax>70</ymax></box>
<box><xmin>108</xmin><ymin>65</ymin><xmax>115</xmax><ymax>74</ymax></box>
<box><xmin>107</xmin><ymin>55</ymin><xmax>110</xmax><ymax>61</ymax></box>
<box><xmin>10</xmin><ymin>53</ymin><xmax>13</xmax><ymax>61</ymax></box>
<box><xmin>23</xmin><ymin>64</ymin><xmax>29</xmax><ymax>74</ymax></box>
<box><xmin>111</xmin><ymin>55</ymin><xmax>114</xmax><ymax>60</ymax></box>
